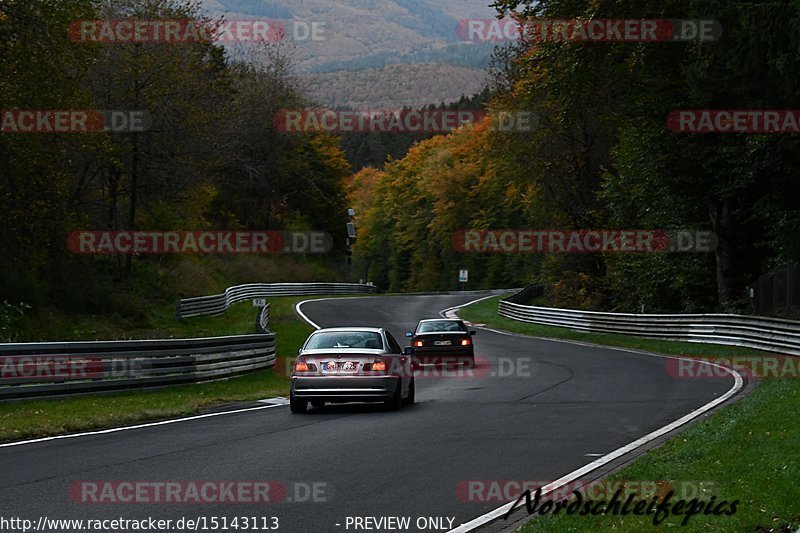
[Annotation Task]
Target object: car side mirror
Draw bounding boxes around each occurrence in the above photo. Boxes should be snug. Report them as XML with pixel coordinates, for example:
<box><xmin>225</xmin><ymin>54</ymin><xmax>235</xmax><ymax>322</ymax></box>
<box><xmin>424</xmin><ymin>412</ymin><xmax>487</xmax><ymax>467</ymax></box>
<box><xmin>470</xmin><ymin>331</ymin><xmax>476</xmax><ymax>336</ymax></box>
<box><xmin>298</xmin><ymin>347</ymin><xmax>303</xmax><ymax>354</ymax></box>
<box><xmin>405</xmin><ymin>332</ymin><xmax>413</xmax><ymax>337</ymax></box>
<box><xmin>403</xmin><ymin>346</ymin><xmax>414</xmax><ymax>355</ymax></box>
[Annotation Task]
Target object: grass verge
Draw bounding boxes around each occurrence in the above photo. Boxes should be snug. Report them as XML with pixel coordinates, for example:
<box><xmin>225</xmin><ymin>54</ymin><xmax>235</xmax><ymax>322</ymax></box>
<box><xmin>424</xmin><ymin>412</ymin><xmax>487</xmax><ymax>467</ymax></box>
<box><xmin>0</xmin><ymin>295</ymin><xmax>340</xmax><ymax>443</ymax></box>
<box><xmin>459</xmin><ymin>295</ymin><xmax>800</xmax><ymax>532</ymax></box>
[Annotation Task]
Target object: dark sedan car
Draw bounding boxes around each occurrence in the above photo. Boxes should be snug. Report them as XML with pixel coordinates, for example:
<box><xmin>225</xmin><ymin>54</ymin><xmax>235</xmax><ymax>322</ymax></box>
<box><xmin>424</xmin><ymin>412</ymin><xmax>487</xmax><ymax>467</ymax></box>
<box><xmin>406</xmin><ymin>318</ymin><xmax>476</xmax><ymax>368</ymax></box>
<box><xmin>289</xmin><ymin>327</ymin><xmax>415</xmax><ymax>413</ymax></box>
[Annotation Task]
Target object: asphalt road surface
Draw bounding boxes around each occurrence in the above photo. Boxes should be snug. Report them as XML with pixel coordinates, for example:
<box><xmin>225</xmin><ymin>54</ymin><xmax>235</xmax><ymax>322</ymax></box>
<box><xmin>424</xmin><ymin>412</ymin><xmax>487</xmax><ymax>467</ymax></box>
<box><xmin>1</xmin><ymin>294</ymin><xmax>736</xmax><ymax>533</ymax></box>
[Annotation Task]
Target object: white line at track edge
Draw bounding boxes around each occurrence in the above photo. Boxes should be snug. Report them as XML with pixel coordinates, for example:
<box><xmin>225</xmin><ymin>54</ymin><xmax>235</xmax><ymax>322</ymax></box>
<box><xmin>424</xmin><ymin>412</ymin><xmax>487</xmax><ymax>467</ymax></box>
<box><xmin>0</xmin><ymin>401</ymin><xmax>287</xmax><ymax>449</ymax></box>
<box><xmin>444</xmin><ymin>296</ymin><xmax>745</xmax><ymax>533</ymax></box>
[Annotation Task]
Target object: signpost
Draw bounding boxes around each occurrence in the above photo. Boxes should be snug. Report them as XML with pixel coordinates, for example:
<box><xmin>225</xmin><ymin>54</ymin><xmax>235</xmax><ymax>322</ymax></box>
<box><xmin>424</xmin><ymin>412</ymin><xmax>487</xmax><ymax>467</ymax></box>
<box><xmin>346</xmin><ymin>210</ymin><xmax>357</xmax><ymax>282</ymax></box>
<box><xmin>459</xmin><ymin>269</ymin><xmax>468</xmax><ymax>290</ymax></box>
<box><xmin>253</xmin><ymin>298</ymin><xmax>267</xmax><ymax>333</ymax></box>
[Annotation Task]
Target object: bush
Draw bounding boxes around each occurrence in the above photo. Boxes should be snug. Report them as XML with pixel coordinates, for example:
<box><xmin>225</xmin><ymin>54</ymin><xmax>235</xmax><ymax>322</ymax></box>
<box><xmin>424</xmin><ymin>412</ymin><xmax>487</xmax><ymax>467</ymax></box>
<box><xmin>0</xmin><ymin>301</ymin><xmax>31</xmax><ymax>342</ymax></box>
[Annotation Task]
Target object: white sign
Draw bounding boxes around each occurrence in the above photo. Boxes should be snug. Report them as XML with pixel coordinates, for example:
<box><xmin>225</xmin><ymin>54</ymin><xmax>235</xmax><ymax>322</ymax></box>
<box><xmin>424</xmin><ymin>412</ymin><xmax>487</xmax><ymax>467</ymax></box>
<box><xmin>459</xmin><ymin>269</ymin><xmax>469</xmax><ymax>283</ymax></box>
<box><xmin>253</xmin><ymin>298</ymin><xmax>267</xmax><ymax>307</ymax></box>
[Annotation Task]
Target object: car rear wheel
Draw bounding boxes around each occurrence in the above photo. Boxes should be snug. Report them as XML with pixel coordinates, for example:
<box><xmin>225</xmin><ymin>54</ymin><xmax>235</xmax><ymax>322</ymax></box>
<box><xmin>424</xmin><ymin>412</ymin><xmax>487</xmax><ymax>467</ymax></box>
<box><xmin>290</xmin><ymin>394</ymin><xmax>307</xmax><ymax>414</ymax></box>
<box><xmin>385</xmin><ymin>380</ymin><xmax>403</xmax><ymax>411</ymax></box>
<box><xmin>402</xmin><ymin>378</ymin><xmax>415</xmax><ymax>406</ymax></box>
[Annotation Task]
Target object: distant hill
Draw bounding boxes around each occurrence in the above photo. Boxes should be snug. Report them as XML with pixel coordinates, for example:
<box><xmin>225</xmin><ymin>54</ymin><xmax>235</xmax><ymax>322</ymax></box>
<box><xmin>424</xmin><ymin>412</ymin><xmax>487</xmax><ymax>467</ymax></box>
<box><xmin>200</xmin><ymin>0</ymin><xmax>499</xmax><ymax>107</ymax></box>
<box><xmin>302</xmin><ymin>63</ymin><xmax>488</xmax><ymax>109</ymax></box>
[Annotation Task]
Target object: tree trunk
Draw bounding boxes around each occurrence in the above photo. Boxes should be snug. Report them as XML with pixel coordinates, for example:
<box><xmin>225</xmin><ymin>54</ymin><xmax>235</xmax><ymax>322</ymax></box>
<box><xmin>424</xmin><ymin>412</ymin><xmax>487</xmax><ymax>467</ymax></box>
<box><xmin>709</xmin><ymin>197</ymin><xmax>740</xmax><ymax>309</ymax></box>
<box><xmin>107</xmin><ymin>165</ymin><xmax>119</xmax><ymax>230</ymax></box>
<box><xmin>124</xmin><ymin>133</ymin><xmax>139</xmax><ymax>279</ymax></box>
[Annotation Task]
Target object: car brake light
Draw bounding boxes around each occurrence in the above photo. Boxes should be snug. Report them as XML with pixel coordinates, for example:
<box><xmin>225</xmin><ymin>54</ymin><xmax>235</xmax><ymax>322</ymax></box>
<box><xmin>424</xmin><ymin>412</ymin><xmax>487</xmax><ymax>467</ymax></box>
<box><xmin>295</xmin><ymin>360</ymin><xmax>309</xmax><ymax>372</ymax></box>
<box><xmin>372</xmin><ymin>360</ymin><xmax>387</xmax><ymax>371</ymax></box>
<box><xmin>413</xmin><ymin>340</ymin><xmax>424</xmax><ymax>347</ymax></box>
<box><xmin>461</xmin><ymin>339</ymin><xmax>471</xmax><ymax>346</ymax></box>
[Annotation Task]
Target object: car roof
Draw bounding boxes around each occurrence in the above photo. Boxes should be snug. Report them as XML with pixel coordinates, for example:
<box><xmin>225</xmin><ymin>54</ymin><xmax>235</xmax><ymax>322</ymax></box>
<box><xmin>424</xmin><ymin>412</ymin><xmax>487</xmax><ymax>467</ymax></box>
<box><xmin>313</xmin><ymin>327</ymin><xmax>384</xmax><ymax>334</ymax></box>
<box><xmin>302</xmin><ymin>347</ymin><xmax>387</xmax><ymax>354</ymax></box>
<box><xmin>418</xmin><ymin>318</ymin><xmax>462</xmax><ymax>323</ymax></box>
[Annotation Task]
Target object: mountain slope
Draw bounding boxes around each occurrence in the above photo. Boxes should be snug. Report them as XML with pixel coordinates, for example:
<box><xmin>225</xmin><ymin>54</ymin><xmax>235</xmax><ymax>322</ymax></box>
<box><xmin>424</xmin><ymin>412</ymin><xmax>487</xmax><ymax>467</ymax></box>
<box><xmin>200</xmin><ymin>0</ymin><xmax>497</xmax><ymax>108</ymax></box>
<box><xmin>201</xmin><ymin>0</ymin><xmax>498</xmax><ymax>71</ymax></box>
<box><xmin>302</xmin><ymin>63</ymin><xmax>488</xmax><ymax>109</ymax></box>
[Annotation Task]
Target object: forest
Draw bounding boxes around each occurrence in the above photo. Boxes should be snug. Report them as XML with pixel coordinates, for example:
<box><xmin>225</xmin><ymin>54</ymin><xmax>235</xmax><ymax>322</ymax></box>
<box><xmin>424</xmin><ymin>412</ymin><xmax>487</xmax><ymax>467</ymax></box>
<box><xmin>2</xmin><ymin>0</ymin><xmax>799</xmax><ymax>337</ymax></box>
<box><xmin>349</xmin><ymin>0</ymin><xmax>800</xmax><ymax>314</ymax></box>
<box><xmin>0</xmin><ymin>0</ymin><xmax>350</xmax><ymax>328</ymax></box>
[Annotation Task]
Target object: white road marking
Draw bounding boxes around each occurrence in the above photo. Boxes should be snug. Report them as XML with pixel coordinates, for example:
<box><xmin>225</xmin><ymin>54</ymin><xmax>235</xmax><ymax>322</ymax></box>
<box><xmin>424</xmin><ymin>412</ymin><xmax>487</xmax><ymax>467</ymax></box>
<box><xmin>0</xmin><ymin>295</ymin><xmax>491</xmax><ymax>449</ymax></box>
<box><xmin>295</xmin><ymin>295</ymin><xmax>385</xmax><ymax>329</ymax></box>
<box><xmin>1</xmin><ymin>294</ymin><xmax>486</xmax><ymax>449</ymax></box>
<box><xmin>440</xmin><ymin>294</ymin><xmax>502</xmax><ymax>319</ymax></box>
<box><xmin>1</xmin><ymin>285</ymin><xmax>745</xmax><ymax>533</ymax></box>
<box><xmin>0</xmin><ymin>402</ymin><xmax>286</xmax><ymax>449</ymax></box>
<box><xmin>258</xmin><ymin>396</ymin><xmax>289</xmax><ymax>405</ymax></box>
<box><xmin>445</xmin><ymin>297</ymin><xmax>745</xmax><ymax>533</ymax></box>
<box><xmin>295</xmin><ymin>298</ymin><xmax>324</xmax><ymax>329</ymax></box>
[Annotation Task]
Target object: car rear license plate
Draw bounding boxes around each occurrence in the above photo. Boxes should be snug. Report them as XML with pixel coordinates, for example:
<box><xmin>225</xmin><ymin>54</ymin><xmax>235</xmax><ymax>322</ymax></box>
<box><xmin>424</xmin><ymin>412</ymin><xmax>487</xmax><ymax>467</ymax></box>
<box><xmin>324</xmin><ymin>362</ymin><xmax>358</xmax><ymax>371</ymax></box>
<box><xmin>434</xmin><ymin>340</ymin><xmax>452</xmax><ymax>346</ymax></box>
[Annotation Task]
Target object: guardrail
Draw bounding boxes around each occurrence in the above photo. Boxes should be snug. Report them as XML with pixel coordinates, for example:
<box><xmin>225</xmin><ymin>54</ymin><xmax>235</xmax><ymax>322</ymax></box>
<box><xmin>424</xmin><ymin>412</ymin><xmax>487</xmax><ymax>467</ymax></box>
<box><xmin>0</xmin><ymin>334</ymin><xmax>276</xmax><ymax>400</ymax></box>
<box><xmin>499</xmin><ymin>286</ymin><xmax>800</xmax><ymax>356</ymax></box>
<box><xmin>502</xmin><ymin>284</ymin><xmax>544</xmax><ymax>304</ymax></box>
<box><xmin>257</xmin><ymin>303</ymin><xmax>271</xmax><ymax>333</ymax></box>
<box><xmin>176</xmin><ymin>282</ymin><xmax>379</xmax><ymax>318</ymax></box>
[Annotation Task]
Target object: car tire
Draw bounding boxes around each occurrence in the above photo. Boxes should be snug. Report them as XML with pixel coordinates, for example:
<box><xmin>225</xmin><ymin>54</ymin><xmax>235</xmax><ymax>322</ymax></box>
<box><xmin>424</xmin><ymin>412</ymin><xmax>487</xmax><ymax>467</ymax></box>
<box><xmin>464</xmin><ymin>357</ymin><xmax>475</xmax><ymax>369</ymax></box>
<box><xmin>290</xmin><ymin>394</ymin><xmax>307</xmax><ymax>414</ymax></box>
<box><xmin>385</xmin><ymin>380</ymin><xmax>403</xmax><ymax>411</ymax></box>
<box><xmin>402</xmin><ymin>378</ymin><xmax>415</xmax><ymax>406</ymax></box>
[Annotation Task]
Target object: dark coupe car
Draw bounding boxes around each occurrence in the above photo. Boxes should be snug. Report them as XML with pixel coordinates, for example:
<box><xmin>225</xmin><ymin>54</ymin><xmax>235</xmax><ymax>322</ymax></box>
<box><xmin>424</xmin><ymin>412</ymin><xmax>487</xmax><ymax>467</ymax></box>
<box><xmin>406</xmin><ymin>318</ymin><xmax>476</xmax><ymax>368</ymax></box>
<box><xmin>289</xmin><ymin>327</ymin><xmax>415</xmax><ymax>413</ymax></box>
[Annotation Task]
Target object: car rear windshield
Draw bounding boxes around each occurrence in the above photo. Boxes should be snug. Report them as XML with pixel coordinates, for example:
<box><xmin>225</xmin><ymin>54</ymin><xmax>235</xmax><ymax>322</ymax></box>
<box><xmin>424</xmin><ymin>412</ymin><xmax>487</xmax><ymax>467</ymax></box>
<box><xmin>418</xmin><ymin>321</ymin><xmax>466</xmax><ymax>333</ymax></box>
<box><xmin>305</xmin><ymin>331</ymin><xmax>384</xmax><ymax>350</ymax></box>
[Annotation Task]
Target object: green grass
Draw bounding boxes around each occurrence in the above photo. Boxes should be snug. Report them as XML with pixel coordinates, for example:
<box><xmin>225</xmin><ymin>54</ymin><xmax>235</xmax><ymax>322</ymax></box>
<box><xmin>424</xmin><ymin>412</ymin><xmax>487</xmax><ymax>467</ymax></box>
<box><xmin>459</xmin><ymin>295</ymin><xmax>800</xmax><ymax>532</ymax></box>
<box><xmin>0</xmin><ymin>369</ymin><xmax>288</xmax><ymax>442</ymax></box>
<box><xmin>7</xmin><ymin>254</ymin><xmax>345</xmax><ymax>342</ymax></box>
<box><xmin>20</xmin><ymin>296</ymin><xmax>285</xmax><ymax>342</ymax></box>
<box><xmin>0</xmin><ymin>295</ymin><xmax>338</xmax><ymax>443</ymax></box>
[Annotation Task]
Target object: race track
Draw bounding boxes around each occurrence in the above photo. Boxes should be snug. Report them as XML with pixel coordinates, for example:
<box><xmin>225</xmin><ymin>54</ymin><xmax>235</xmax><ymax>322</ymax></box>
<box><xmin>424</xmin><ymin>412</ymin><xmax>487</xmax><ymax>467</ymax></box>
<box><xmin>1</xmin><ymin>294</ymin><xmax>737</xmax><ymax>533</ymax></box>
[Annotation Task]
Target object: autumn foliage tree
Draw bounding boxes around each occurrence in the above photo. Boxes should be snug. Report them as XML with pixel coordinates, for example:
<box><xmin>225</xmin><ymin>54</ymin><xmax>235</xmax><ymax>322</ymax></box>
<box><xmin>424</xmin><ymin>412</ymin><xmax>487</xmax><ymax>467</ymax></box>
<box><xmin>0</xmin><ymin>0</ymin><xmax>351</xmax><ymax>314</ymax></box>
<box><xmin>349</xmin><ymin>0</ymin><xmax>800</xmax><ymax>312</ymax></box>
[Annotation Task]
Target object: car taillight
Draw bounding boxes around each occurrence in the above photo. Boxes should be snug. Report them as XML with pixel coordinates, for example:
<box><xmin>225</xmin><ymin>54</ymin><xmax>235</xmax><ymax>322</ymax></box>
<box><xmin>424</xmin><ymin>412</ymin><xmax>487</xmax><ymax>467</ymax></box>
<box><xmin>461</xmin><ymin>338</ymin><xmax>471</xmax><ymax>346</ymax></box>
<box><xmin>413</xmin><ymin>340</ymin><xmax>424</xmax><ymax>347</ymax></box>
<box><xmin>372</xmin><ymin>360</ymin><xmax>387</xmax><ymax>372</ymax></box>
<box><xmin>295</xmin><ymin>360</ymin><xmax>309</xmax><ymax>372</ymax></box>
